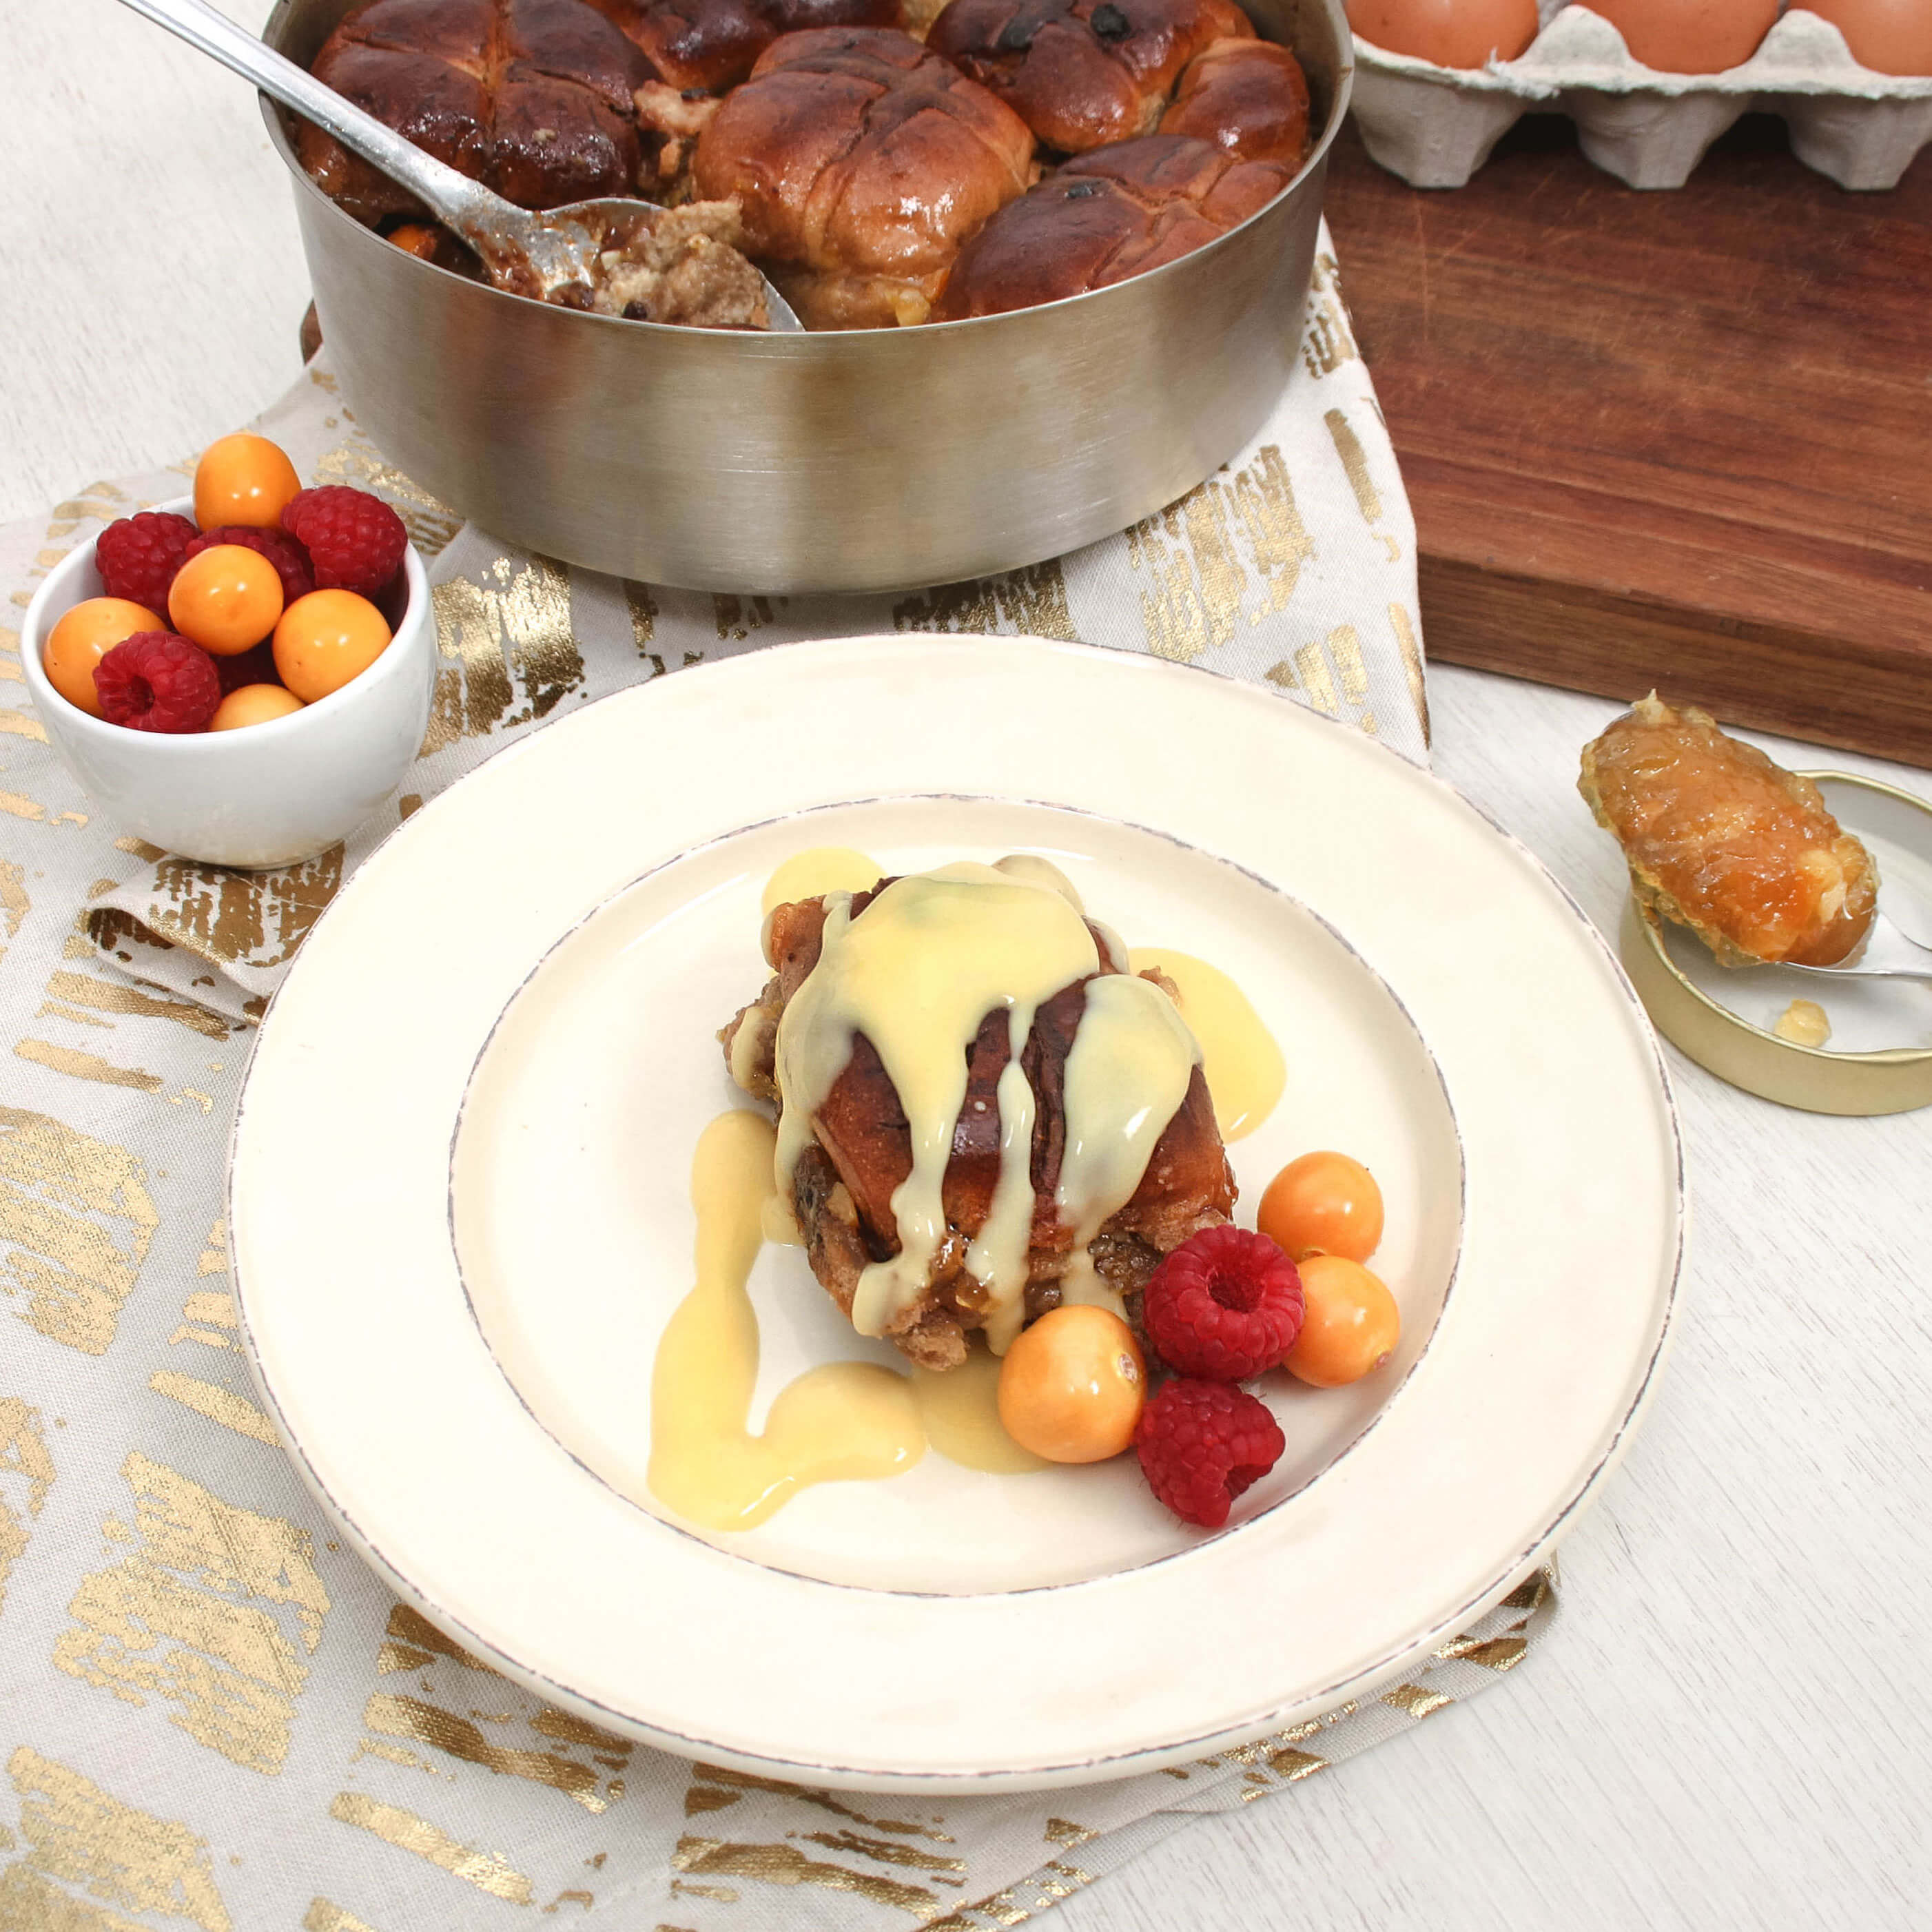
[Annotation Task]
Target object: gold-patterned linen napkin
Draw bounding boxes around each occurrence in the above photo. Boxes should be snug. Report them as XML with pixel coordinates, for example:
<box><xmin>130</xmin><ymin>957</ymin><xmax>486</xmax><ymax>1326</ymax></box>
<box><xmin>0</xmin><ymin>230</ymin><xmax>1556</xmax><ymax>1932</ymax></box>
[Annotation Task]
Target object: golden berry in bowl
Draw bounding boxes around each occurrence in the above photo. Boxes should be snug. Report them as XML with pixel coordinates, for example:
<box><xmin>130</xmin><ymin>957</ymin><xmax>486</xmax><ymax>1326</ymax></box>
<box><xmin>41</xmin><ymin>598</ymin><xmax>163</xmax><ymax>717</ymax></box>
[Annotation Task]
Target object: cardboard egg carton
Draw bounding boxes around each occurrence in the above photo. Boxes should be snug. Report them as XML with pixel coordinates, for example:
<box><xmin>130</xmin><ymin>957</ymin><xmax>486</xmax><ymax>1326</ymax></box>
<box><xmin>1351</xmin><ymin>3</ymin><xmax>1932</xmax><ymax>190</ymax></box>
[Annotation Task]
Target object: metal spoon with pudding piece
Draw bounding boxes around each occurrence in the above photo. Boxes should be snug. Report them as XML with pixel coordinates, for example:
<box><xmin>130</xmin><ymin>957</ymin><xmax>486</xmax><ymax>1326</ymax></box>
<box><xmin>113</xmin><ymin>0</ymin><xmax>802</xmax><ymax>331</ymax></box>
<box><xmin>1777</xmin><ymin>907</ymin><xmax>1932</xmax><ymax>985</ymax></box>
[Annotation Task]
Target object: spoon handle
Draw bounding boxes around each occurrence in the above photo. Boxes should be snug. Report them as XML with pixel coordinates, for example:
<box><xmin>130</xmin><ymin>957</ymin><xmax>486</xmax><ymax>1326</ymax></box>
<box><xmin>112</xmin><ymin>0</ymin><xmax>504</xmax><ymax>239</ymax></box>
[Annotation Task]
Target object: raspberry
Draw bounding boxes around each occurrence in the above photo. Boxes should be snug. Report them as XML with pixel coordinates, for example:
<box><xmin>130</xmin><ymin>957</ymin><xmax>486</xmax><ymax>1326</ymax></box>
<box><xmin>212</xmin><ymin>639</ymin><xmax>281</xmax><ymax>695</ymax></box>
<box><xmin>280</xmin><ymin>486</ymin><xmax>408</xmax><ymax>596</ymax></box>
<box><xmin>186</xmin><ymin>524</ymin><xmax>314</xmax><ymax>606</ymax></box>
<box><xmin>95</xmin><ymin>512</ymin><xmax>198</xmax><ymax>609</ymax></box>
<box><xmin>1135</xmin><ymin>1379</ymin><xmax>1286</xmax><ymax>1529</ymax></box>
<box><xmin>93</xmin><ymin>633</ymin><xmax>222</xmax><ymax>733</ymax></box>
<box><xmin>1142</xmin><ymin>1223</ymin><xmax>1304</xmax><ymax>1379</ymax></box>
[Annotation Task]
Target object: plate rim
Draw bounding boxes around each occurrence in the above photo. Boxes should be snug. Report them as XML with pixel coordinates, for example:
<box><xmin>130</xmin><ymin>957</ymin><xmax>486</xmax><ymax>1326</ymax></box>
<box><xmin>227</xmin><ymin>634</ymin><xmax>1686</xmax><ymax>1790</ymax></box>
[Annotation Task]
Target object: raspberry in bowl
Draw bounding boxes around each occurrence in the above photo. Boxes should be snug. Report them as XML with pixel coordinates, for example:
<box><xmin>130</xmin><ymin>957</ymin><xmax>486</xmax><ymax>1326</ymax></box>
<box><xmin>22</xmin><ymin>436</ymin><xmax>433</xmax><ymax>870</ymax></box>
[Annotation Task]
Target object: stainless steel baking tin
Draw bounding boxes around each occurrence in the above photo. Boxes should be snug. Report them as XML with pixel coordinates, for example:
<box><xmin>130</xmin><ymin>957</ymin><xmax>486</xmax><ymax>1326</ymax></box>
<box><xmin>263</xmin><ymin>0</ymin><xmax>1351</xmax><ymax>592</ymax></box>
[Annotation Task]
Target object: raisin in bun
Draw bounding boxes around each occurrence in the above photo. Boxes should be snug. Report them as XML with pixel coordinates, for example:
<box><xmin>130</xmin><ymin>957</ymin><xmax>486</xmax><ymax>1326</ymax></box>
<box><xmin>1160</xmin><ymin>37</ymin><xmax>1308</xmax><ymax>165</ymax></box>
<box><xmin>301</xmin><ymin>0</ymin><xmax>653</xmax><ymax>221</ymax></box>
<box><xmin>692</xmin><ymin>28</ymin><xmax>1036</xmax><ymax>327</ymax></box>
<box><xmin>927</xmin><ymin>0</ymin><xmax>1251</xmax><ymax>153</ymax></box>
<box><xmin>933</xmin><ymin>130</ymin><xmax>1289</xmax><ymax>318</ymax></box>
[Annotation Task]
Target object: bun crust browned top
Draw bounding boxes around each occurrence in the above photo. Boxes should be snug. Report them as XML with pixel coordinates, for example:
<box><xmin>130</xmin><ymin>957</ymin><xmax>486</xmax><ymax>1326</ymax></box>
<box><xmin>692</xmin><ymin>27</ymin><xmax>1036</xmax><ymax>327</ymax></box>
<box><xmin>301</xmin><ymin>0</ymin><xmax>909</xmax><ymax>222</ymax></box>
<box><xmin>933</xmin><ymin>130</ymin><xmax>1289</xmax><ymax>318</ymax></box>
<box><xmin>585</xmin><ymin>0</ymin><xmax>900</xmax><ymax>92</ymax></box>
<box><xmin>301</xmin><ymin>0</ymin><xmax>655</xmax><ymax>220</ymax></box>
<box><xmin>926</xmin><ymin>0</ymin><xmax>1250</xmax><ymax>153</ymax></box>
<box><xmin>1160</xmin><ymin>36</ymin><xmax>1308</xmax><ymax>165</ymax></box>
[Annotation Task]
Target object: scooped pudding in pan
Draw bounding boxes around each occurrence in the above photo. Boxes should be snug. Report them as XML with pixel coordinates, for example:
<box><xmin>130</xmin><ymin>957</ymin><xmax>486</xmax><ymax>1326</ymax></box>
<box><xmin>297</xmin><ymin>0</ymin><xmax>1314</xmax><ymax>325</ymax></box>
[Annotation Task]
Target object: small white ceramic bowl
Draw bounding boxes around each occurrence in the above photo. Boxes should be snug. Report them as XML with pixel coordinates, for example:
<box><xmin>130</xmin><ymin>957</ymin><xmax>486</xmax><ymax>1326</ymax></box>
<box><xmin>23</xmin><ymin>496</ymin><xmax>434</xmax><ymax>870</ymax></box>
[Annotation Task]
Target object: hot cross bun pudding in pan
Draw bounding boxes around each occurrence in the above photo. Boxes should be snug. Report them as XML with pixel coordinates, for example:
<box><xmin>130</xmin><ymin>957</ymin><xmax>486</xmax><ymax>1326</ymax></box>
<box><xmin>299</xmin><ymin>0</ymin><xmax>1314</xmax><ymax>323</ymax></box>
<box><xmin>690</xmin><ymin>28</ymin><xmax>1037</xmax><ymax>327</ymax></box>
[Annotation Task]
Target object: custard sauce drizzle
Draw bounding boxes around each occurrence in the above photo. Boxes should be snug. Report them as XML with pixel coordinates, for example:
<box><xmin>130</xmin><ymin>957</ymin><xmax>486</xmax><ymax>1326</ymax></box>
<box><xmin>773</xmin><ymin>863</ymin><xmax>1102</xmax><ymax>1345</ymax></box>
<box><xmin>649</xmin><ymin>1110</ymin><xmax>923</xmax><ymax>1531</ymax></box>
<box><xmin>1128</xmin><ymin>948</ymin><xmax>1285</xmax><ymax>1142</ymax></box>
<box><xmin>761</xmin><ymin>846</ymin><xmax>884</xmax><ymax>918</ymax></box>
<box><xmin>648</xmin><ymin>1110</ymin><xmax>1040</xmax><ymax>1530</ymax></box>
<box><xmin>1054</xmin><ymin>973</ymin><xmax>1200</xmax><ymax>1310</ymax></box>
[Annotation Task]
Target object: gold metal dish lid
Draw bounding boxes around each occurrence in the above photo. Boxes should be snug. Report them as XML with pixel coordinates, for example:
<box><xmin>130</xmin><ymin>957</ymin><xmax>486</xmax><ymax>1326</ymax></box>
<box><xmin>1618</xmin><ymin>772</ymin><xmax>1932</xmax><ymax>1118</ymax></box>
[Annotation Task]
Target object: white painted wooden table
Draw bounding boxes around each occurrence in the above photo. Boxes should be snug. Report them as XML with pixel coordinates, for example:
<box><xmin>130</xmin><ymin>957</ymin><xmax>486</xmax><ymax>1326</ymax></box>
<box><xmin>5</xmin><ymin>5</ymin><xmax>1929</xmax><ymax>1925</ymax></box>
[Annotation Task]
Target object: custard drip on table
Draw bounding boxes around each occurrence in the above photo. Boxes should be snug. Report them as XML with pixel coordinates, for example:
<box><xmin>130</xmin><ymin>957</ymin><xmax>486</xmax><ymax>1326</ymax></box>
<box><xmin>1129</xmin><ymin>947</ymin><xmax>1286</xmax><ymax>1141</ymax></box>
<box><xmin>772</xmin><ymin>861</ymin><xmax>1213</xmax><ymax>1353</ymax></box>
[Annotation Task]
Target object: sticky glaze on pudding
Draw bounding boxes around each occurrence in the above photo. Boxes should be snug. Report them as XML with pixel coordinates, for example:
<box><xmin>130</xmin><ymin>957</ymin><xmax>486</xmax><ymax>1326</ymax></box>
<box><xmin>721</xmin><ymin>857</ymin><xmax>1235</xmax><ymax>1368</ymax></box>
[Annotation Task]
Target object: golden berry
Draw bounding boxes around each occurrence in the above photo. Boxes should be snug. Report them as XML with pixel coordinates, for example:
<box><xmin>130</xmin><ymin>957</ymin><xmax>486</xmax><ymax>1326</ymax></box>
<box><xmin>194</xmin><ymin>433</ymin><xmax>301</xmax><ymax>531</ymax></box>
<box><xmin>43</xmin><ymin>598</ymin><xmax>163</xmax><ymax>716</ymax></box>
<box><xmin>1285</xmin><ymin>1255</ymin><xmax>1400</xmax><ymax>1388</ymax></box>
<box><xmin>210</xmin><ymin>684</ymin><xmax>305</xmax><ymax>731</ymax></box>
<box><xmin>168</xmin><ymin>546</ymin><xmax>285</xmax><ymax>656</ymax></box>
<box><xmin>997</xmin><ymin>1306</ymin><xmax>1145</xmax><ymax>1463</ymax></box>
<box><xmin>272</xmin><ymin>590</ymin><xmax>391</xmax><ymax>701</ymax></box>
<box><xmin>1257</xmin><ymin>1151</ymin><xmax>1384</xmax><ymax>1262</ymax></box>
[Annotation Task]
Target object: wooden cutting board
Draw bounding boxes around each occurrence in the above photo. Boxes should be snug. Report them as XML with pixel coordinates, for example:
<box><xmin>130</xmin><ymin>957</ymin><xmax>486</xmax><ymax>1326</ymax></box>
<box><xmin>1323</xmin><ymin>112</ymin><xmax>1932</xmax><ymax>769</ymax></box>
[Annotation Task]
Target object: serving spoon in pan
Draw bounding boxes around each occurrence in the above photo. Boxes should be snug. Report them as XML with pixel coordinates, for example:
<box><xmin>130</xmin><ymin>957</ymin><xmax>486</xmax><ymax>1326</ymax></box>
<box><xmin>114</xmin><ymin>0</ymin><xmax>803</xmax><ymax>331</ymax></box>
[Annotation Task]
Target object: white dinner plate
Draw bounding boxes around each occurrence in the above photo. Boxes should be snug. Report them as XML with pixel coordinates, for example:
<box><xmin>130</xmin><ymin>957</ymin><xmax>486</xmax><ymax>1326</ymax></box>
<box><xmin>229</xmin><ymin>635</ymin><xmax>1683</xmax><ymax>1791</ymax></box>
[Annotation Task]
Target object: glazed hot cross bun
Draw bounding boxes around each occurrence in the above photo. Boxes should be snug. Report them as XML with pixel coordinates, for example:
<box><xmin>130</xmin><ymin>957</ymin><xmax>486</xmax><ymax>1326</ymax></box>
<box><xmin>1160</xmin><ymin>35</ymin><xmax>1308</xmax><ymax>165</ymax></box>
<box><xmin>302</xmin><ymin>0</ymin><xmax>913</xmax><ymax>220</ymax></box>
<box><xmin>933</xmin><ymin>130</ymin><xmax>1291</xmax><ymax>318</ymax></box>
<box><xmin>586</xmin><ymin>0</ymin><xmax>902</xmax><ymax>92</ymax></box>
<box><xmin>925</xmin><ymin>0</ymin><xmax>1252</xmax><ymax>154</ymax></box>
<box><xmin>692</xmin><ymin>28</ymin><xmax>1037</xmax><ymax>327</ymax></box>
<box><xmin>301</xmin><ymin>0</ymin><xmax>655</xmax><ymax>220</ymax></box>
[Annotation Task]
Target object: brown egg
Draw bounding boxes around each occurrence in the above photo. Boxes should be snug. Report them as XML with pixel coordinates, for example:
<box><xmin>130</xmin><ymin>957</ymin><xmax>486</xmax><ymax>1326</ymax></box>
<box><xmin>1586</xmin><ymin>0</ymin><xmax>1780</xmax><ymax>72</ymax></box>
<box><xmin>1347</xmin><ymin>0</ymin><xmax>1541</xmax><ymax>68</ymax></box>
<box><xmin>1796</xmin><ymin>0</ymin><xmax>1932</xmax><ymax>74</ymax></box>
